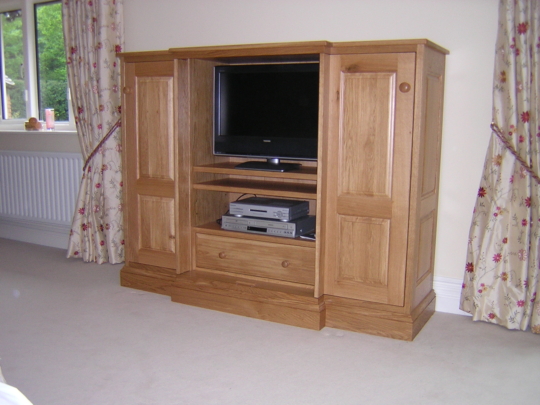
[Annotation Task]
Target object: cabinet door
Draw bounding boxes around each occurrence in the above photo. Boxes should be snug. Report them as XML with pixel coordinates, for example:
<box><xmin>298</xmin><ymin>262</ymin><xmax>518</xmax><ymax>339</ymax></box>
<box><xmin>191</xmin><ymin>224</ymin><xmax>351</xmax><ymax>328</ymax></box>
<box><xmin>321</xmin><ymin>53</ymin><xmax>416</xmax><ymax>306</ymax></box>
<box><xmin>123</xmin><ymin>61</ymin><xmax>177</xmax><ymax>269</ymax></box>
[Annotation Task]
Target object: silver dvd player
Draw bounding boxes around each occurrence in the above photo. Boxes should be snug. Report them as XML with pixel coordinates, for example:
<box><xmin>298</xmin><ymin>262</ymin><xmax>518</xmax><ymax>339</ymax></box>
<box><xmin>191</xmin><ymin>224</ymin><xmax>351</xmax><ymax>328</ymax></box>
<box><xmin>221</xmin><ymin>214</ymin><xmax>315</xmax><ymax>238</ymax></box>
<box><xmin>229</xmin><ymin>197</ymin><xmax>309</xmax><ymax>221</ymax></box>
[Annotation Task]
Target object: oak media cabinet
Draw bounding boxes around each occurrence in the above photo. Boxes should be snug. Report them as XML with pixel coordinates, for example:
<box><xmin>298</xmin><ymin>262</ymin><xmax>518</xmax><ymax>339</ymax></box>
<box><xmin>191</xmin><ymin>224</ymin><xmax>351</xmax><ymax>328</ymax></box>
<box><xmin>119</xmin><ymin>39</ymin><xmax>448</xmax><ymax>340</ymax></box>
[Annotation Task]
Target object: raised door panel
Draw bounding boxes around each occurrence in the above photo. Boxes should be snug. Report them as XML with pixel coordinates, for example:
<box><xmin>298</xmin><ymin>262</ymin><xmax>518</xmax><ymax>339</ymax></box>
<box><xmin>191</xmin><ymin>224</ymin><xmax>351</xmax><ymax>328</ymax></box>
<box><xmin>137</xmin><ymin>77</ymin><xmax>174</xmax><ymax>180</ymax></box>
<box><xmin>420</xmin><ymin>73</ymin><xmax>444</xmax><ymax>198</ymax></box>
<box><xmin>417</xmin><ymin>212</ymin><xmax>435</xmax><ymax>283</ymax></box>
<box><xmin>336</xmin><ymin>216</ymin><xmax>391</xmax><ymax>302</ymax></box>
<box><xmin>123</xmin><ymin>61</ymin><xmax>176</xmax><ymax>269</ymax></box>
<box><xmin>139</xmin><ymin>195</ymin><xmax>175</xmax><ymax>246</ymax></box>
<box><xmin>339</xmin><ymin>72</ymin><xmax>393</xmax><ymax>199</ymax></box>
<box><xmin>322</xmin><ymin>53</ymin><xmax>415</xmax><ymax>306</ymax></box>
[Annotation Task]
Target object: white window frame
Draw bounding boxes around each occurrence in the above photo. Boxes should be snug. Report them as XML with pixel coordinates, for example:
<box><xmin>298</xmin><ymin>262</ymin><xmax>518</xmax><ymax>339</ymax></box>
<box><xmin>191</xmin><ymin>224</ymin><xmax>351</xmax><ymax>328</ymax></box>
<box><xmin>0</xmin><ymin>0</ymin><xmax>75</xmax><ymax>132</ymax></box>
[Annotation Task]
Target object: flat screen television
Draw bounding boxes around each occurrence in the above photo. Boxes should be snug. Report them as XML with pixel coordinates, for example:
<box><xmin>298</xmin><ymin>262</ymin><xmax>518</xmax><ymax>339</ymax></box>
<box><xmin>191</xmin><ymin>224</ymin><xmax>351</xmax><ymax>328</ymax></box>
<box><xmin>213</xmin><ymin>63</ymin><xmax>320</xmax><ymax>172</ymax></box>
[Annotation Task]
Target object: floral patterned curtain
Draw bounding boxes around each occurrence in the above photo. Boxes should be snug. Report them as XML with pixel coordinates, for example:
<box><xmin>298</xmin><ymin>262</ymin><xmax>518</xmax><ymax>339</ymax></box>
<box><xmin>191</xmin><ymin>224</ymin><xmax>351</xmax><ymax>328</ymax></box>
<box><xmin>62</xmin><ymin>0</ymin><xmax>125</xmax><ymax>264</ymax></box>
<box><xmin>460</xmin><ymin>0</ymin><xmax>540</xmax><ymax>334</ymax></box>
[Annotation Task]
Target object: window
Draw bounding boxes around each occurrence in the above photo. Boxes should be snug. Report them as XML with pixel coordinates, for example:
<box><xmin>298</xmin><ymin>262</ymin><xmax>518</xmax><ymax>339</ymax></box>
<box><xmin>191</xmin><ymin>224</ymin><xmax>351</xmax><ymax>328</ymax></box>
<box><xmin>35</xmin><ymin>1</ymin><xmax>68</xmax><ymax>123</ymax></box>
<box><xmin>0</xmin><ymin>9</ymin><xmax>26</xmax><ymax>119</ymax></box>
<box><xmin>0</xmin><ymin>0</ymin><xmax>73</xmax><ymax>130</ymax></box>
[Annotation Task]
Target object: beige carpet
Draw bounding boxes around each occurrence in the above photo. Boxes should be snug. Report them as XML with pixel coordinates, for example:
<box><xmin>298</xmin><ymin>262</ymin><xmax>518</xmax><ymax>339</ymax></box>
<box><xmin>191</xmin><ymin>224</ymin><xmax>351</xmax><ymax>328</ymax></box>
<box><xmin>1</xmin><ymin>238</ymin><xmax>539</xmax><ymax>405</ymax></box>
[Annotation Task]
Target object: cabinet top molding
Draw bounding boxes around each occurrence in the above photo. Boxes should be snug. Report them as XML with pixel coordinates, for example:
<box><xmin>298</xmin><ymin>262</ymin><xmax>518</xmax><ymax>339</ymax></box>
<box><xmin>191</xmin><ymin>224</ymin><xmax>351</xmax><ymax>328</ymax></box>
<box><xmin>120</xmin><ymin>39</ymin><xmax>449</xmax><ymax>63</ymax></box>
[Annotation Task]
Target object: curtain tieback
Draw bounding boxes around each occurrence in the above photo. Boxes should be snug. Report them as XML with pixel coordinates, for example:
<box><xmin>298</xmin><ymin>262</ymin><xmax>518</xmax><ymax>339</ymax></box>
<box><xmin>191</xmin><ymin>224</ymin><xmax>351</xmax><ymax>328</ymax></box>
<box><xmin>491</xmin><ymin>122</ymin><xmax>540</xmax><ymax>185</ymax></box>
<box><xmin>83</xmin><ymin>119</ymin><xmax>122</xmax><ymax>171</ymax></box>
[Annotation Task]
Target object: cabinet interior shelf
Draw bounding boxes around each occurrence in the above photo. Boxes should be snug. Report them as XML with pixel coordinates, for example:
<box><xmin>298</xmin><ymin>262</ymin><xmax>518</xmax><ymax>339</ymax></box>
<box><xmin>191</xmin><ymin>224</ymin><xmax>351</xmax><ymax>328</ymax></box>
<box><xmin>193</xmin><ymin>178</ymin><xmax>317</xmax><ymax>199</ymax></box>
<box><xmin>194</xmin><ymin>163</ymin><xmax>317</xmax><ymax>181</ymax></box>
<box><xmin>195</xmin><ymin>221</ymin><xmax>316</xmax><ymax>247</ymax></box>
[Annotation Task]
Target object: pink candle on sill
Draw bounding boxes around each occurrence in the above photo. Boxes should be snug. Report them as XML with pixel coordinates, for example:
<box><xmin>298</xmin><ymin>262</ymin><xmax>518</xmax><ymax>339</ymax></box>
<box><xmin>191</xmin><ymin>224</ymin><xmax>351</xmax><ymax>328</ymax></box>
<box><xmin>45</xmin><ymin>109</ymin><xmax>55</xmax><ymax>130</ymax></box>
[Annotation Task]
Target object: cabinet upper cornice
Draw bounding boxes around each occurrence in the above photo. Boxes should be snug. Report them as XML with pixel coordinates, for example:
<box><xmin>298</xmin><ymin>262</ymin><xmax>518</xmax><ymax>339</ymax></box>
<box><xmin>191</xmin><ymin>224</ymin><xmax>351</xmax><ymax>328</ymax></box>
<box><xmin>119</xmin><ymin>39</ymin><xmax>449</xmax><ymax>63</ymax></box>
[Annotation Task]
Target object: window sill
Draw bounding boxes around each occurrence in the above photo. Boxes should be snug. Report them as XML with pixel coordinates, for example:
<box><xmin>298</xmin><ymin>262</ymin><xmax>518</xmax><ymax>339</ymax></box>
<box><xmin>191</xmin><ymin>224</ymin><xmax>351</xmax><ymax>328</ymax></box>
<box><xmin>0</xmin><ymin>119</ymin><xmax>76</xmax><ymax>134</ymax></box>
<box><xmin>0</xmin><ymin>129</ymin><xmax>78</xmax><ymax>135</ymax></box>
<box><xmin>0</xmin><ymin>130</ymin><xmax>81</xmax><ymax>154</ymax></box>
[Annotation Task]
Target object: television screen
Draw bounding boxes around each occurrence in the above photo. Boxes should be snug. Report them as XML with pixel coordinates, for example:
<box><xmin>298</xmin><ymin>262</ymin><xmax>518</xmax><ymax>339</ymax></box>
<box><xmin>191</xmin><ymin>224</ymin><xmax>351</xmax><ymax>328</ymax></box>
<box><xmin>214</xmin><ymin>63</ymin><xmax>319</xmax><ymax>171</ymax></box>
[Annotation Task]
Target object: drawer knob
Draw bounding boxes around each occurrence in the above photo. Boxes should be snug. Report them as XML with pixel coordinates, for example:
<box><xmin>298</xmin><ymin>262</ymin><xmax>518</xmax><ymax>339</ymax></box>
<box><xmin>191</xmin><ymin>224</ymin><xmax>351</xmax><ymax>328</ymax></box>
<box><xmin>281</xmin><ymin>260</ymin><xmax>290</xmax><ymax>268</ymax></box>
<box><xmin>399</xmin><ymin>82</ymin><xmax>411</xmax><ymax>93</ymax></box>
<box><xmin>218</xmin><ymin>252</ymin><xmax>227</xmax><ymax>259</ymax></box>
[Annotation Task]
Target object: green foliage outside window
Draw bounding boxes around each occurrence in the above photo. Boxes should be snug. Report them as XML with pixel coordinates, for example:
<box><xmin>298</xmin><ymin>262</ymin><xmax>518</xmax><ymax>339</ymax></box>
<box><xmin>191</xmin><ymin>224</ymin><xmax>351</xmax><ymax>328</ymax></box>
<box><xmin>36</xmin><ymin>1</ymin><xmax>68</xmax><ymax>122</ymax></box>
<box><xmin>2</xmin><ymin>10</ymin><xmax>26</xmax><ymax>119</ymax></box>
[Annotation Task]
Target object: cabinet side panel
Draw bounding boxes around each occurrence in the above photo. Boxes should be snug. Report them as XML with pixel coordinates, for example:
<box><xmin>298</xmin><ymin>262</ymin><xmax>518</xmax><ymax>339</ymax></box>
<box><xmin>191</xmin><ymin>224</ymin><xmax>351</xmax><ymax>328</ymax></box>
<box><xmin>176</xmin><ymin>59</ymin><xmax>193</xmax><ymax>274</ymax></box>
<box><xmin>421</xmin><ymin>73</ymin><xmax>445</xmax><ymax>198</ymax></box>
<box><xmin>410</xmin><ymin>47</ymin><xmax>446</xmax><ymax>309</ymax></box>
<box><xmin>315</xmin><ymin>53</ymin><xmax>333</xmax><ymax>297</ymax></box>
<box><xmin>122</xmin><ymin>62</ymin><xmax>137</xmax><ymax>263</ymax></box>
<box><xmin>417</xmin><ymin>212</ymin><xmax>435</xmax><ymax>283</ymax></box>
<box><xmin>414</xmin><ymin>72</ymin><xmax>444</xmax><ymax>300</ymax></box>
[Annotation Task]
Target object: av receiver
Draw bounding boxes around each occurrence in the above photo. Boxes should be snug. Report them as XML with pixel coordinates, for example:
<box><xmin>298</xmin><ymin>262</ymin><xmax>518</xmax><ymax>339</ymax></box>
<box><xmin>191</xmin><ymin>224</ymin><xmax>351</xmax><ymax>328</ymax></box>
<box><xmin>221</xmin><ymin>214</ymin><xmax>315</xmax><ymax>238</ymax></box>
<box><xmin>229</xmin><ymin>197</ymin><xmax>309</xmax><ymax>221</ymax></box>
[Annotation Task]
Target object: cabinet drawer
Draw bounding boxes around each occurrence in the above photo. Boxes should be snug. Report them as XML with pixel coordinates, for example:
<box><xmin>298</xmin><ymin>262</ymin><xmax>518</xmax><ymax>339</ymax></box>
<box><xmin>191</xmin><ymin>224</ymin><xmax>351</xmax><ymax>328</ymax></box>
<box><xmin>195</xmin><ymin>233</ymin><xmax>315</xmax><ymax>285</ymax></box>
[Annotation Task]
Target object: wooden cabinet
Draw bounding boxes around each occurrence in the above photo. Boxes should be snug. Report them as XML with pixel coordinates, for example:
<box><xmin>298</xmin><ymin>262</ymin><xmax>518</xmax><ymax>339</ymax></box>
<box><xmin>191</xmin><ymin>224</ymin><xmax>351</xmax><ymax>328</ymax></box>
<box><xmin>119</xmin><ymin>40</ymin><xmax>448</xmax><ymax>340</ymax></box>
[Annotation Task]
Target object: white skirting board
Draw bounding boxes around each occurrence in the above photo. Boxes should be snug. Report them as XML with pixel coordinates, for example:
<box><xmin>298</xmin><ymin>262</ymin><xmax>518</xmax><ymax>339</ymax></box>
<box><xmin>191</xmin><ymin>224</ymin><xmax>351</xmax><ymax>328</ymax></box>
<box><xmin>0</xmin><ymin>216</ymin><xmax>71</xmax><ymax>250</ymax></box>
<box><xmin>433</xmin><ymin>276</ymin><xmax>471</xmax><ymax>316</ymax></box>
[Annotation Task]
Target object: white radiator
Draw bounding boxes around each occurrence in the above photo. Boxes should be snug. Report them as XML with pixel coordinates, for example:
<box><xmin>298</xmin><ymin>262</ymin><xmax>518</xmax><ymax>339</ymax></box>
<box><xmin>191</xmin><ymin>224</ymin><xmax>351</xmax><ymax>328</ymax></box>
<box><xmin>0</xmin><ymin>150</ymin><xmax>82</xmax><ymax>248</ymax></box>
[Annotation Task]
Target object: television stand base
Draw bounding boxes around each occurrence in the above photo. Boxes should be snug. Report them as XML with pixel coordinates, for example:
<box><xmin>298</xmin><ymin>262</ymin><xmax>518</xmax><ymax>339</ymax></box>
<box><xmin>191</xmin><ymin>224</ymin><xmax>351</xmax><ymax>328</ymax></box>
<box><xmin>235</xmin><ymin>160</ymin><xmax>301</xmax><ymax>172</ymax></box>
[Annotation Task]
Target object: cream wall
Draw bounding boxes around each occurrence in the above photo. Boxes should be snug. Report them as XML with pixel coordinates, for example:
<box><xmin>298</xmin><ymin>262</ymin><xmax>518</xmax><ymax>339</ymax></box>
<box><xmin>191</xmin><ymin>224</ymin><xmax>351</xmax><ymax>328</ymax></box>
<box><xmin>124</xmin><ymin>0</ymin><xmax>499</xmax><ymax>282</ymax></box>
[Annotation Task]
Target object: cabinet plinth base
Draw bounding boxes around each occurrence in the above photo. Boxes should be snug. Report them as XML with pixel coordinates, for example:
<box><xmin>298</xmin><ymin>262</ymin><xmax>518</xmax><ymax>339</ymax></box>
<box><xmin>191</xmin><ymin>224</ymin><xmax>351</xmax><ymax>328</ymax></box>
<box><xmin>324</xmin><ymin>292</ymin><xmax>436</xmax><ymax>341</ymax></box>
<box><xmin>120</xmin><ymin>262</ymin><xmax>176</xmax><ymax>296</ymax></box>
<box><xmin>170</xmin><ymin>271</ymin><xmax>325</xmax><ymax>330</ymax></box>
<box><xmin>120</xmin><ymin>267</ymin><xmax>436</xmax><ymax>340</ymax></box>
